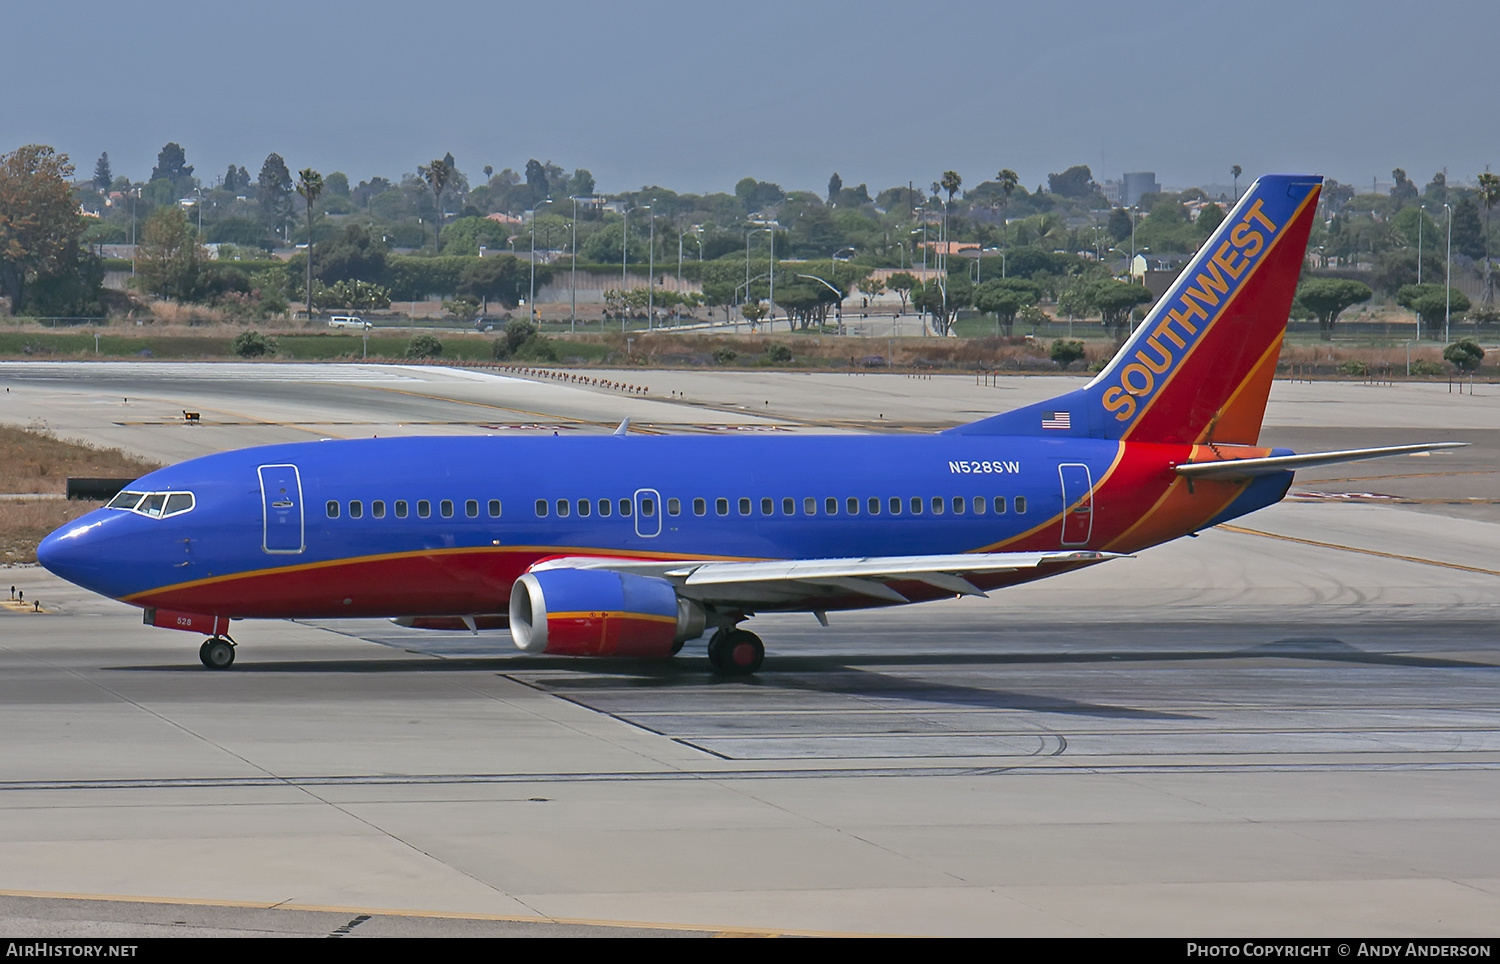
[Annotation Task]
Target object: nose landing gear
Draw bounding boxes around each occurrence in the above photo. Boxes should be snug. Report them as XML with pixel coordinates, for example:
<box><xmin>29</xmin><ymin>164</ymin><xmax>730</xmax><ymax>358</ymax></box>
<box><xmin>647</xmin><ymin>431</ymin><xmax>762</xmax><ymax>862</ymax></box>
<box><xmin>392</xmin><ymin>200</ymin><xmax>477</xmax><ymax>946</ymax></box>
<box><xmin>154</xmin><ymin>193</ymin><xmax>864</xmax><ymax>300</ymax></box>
<box><xmin>707</xmin><ymin>628</ymin><xmax>764</xmax><ymax>676</ymax></box>
<box><xmin>198</xmin><ymin>636</ymin><xmax>236</xmax><ymax>669</ymax></box>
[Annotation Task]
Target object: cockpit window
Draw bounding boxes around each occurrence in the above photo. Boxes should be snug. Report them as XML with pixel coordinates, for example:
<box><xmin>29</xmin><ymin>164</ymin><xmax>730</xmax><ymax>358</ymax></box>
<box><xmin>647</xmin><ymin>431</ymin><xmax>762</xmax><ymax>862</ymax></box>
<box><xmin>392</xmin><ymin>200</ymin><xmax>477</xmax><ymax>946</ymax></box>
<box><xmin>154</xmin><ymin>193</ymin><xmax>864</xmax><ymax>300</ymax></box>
<box><xmin>137</xmin><ymin>493</ymin><xmax>168</xmax><ymax>517</ymax></box>
<box><xmin>106</xmin><ymin>490</ymin><xmax>196</xmax><ymax>519</ymax></box>
<box><xmin>108</xmin><ymin>491</ymin><xmax>145</xmax><ymax>510</ymax></box>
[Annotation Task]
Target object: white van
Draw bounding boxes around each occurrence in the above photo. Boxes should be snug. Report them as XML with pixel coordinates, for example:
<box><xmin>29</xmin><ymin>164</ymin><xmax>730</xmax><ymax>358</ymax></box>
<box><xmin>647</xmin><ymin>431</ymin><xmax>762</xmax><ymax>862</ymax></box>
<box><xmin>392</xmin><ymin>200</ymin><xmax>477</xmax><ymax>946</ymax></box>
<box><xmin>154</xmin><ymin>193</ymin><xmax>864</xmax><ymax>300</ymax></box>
<box><xmin>328</xmin><ymin>316</ymin><xmax>371</xmax><ymax>329</ymax></box>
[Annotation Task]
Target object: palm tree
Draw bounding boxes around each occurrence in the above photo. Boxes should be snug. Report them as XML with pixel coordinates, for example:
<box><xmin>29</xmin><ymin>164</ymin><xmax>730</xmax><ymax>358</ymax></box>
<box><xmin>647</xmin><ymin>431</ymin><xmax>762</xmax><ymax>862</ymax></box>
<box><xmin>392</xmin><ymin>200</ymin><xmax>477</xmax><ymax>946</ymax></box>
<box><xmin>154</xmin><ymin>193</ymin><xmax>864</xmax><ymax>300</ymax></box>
<box><xmin>1477</xmin><ymin>171</ymin><xmax>1500</xmax><ymax>304</ymax></box>
<box><xmin>296</xmin><ymin>168</ymin><xmax>323</xmax><ymax>318</ymax></box>
<box><xmin>1231</xmin><ymin>164</ymin><xmax>1243</xmax><ymax>202</ymax></box>
<box><xmin>938</xmin><ymin>171</ymin><xmax>962</xmax><ymax>328</ymax></box>
<box><xmin>422</xmin><ymin>157</ymin><xmax>451</xmax><ymax>251</ymax></box>
<box><xmin>996</xmin><ymin>168</ymin><xmax>1018</xmax><ymax>276</ymax></box>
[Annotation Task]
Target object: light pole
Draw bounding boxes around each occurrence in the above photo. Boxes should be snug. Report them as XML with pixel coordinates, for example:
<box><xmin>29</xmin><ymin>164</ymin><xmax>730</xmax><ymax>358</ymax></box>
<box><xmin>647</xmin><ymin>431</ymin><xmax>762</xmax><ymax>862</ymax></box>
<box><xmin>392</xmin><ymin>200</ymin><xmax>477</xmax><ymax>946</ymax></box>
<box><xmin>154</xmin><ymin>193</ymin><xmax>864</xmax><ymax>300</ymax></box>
<box><xmin>1444</xmin><ymin>202</ymin><xmax>1453</xmax><ymax>342</ymax></box>
<box><xmin>569</xmin><ymin>195</ymin><xmax>588</xmax><ymax>334</ymax></box>
<box><xmin>621</xmin><ymin>203</ymin><xmax>629</xmax><ymax>332</ymax></box>
<box><xmin>528</xmin><ymin>199</ymin><xmax>552</xmax><ymax>322</ymax></box>
<box><xmin>645</xmin><ymin>202</ymin><xmax>655</xmax><ymax>330</ymax></box>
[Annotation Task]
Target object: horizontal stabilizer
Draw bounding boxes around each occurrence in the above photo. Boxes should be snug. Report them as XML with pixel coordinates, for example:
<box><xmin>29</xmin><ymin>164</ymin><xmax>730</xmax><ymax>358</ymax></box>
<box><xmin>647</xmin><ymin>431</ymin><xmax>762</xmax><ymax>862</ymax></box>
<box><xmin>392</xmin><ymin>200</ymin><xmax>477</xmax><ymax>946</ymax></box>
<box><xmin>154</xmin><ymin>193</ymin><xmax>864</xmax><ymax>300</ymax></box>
<box><xmin>1175</xmin><ymin>442</ymin><xmax>1467</xmax><ymax>481</ymax></box>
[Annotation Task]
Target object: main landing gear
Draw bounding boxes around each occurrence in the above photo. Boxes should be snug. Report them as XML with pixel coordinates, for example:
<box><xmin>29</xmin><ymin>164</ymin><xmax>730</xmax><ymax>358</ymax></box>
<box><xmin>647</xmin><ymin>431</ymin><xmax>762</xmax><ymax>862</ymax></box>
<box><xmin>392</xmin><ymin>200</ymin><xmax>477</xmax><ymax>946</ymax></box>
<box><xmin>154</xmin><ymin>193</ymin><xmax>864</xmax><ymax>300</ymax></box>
<box><xmin>199</xmin><ymin>636</ymin><xmax>236</xmax><ymax>669</ymax></box>
<box><xmin>707</xmin><ymin>628</ymin><xmax>764</xmax><ymax>676</ymax></box>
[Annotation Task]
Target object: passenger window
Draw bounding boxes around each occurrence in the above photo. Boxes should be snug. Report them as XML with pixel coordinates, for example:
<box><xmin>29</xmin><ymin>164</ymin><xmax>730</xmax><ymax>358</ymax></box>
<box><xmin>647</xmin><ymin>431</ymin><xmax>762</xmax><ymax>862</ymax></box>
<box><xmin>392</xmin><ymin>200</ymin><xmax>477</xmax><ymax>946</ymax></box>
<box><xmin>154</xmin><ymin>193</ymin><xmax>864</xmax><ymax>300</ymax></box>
<box><xmin>868</xmin><ymin>497</ymin><xmax>880</xmax><ymax>515</ymax></box>
<box><xmin>782</xmin><ymin>497</ymin><xmax>795</xmax><ymax>515</ymax></box>
<box><xmin>910</xmin><ymin>497</ymin><xmax>923</xmax><ymax>515</ymax></box>
<box><xmin>973</xmin><ymin>496</ymin><xmax>986</xmax><ymax>515</ymax></box>
<box><xmin>440</xmin><ymin>500</ymin><xmax>454</xmax><ymax>518</ymax></box>
<box><xmin>761</xmin><ymin>497</ymin><xmax>774</xmax><ymax>515</ymax></box>
<box><xmin>488</xmin><ymin>499</ymin><xmax>501</xmax><ymax>517</ymax></box>
<box><xmin>804</xmin><ymin>497</ymin><xmax>817</xmax><ymax>515</ymax></box>
<box><xmin>557</xmin><ymin>500</ymin><xmax>571</xmax><ymax>517</ymax></box>
<box><xmin>930</xmin><ymin>497</ymin><xmax>943</xmax><ymax>515</ymax></box>
<box><xmin>640</xmin><ymin>498</ymin><xmax>654</xmax><ymax>517</ymax></box>
<box><xmin>715</xmin><ymin>498</ymin><xmax>729</xmax><ymax>516</ymax></box>
<box><xmin>738</xmin><ymin>497</ymin><xmax>751</xmax><ymax>516</ymax></box>
<box><xmin>846</xmin><ymin>497</ymin><xmax>859</xmax><ymax>515</ymax></box>
<box><xmin>619</xmin><ymin>499</ymin><xmax>632</xmax><ymax>516</ymax></box>
<box><xmin>1015</xmin><ymin>496</ymin><xmax>1028</xmax><ymax>514</ymax></box>
<box><xmin>578</xmin><ymin>499</ymin><xmax>591</xmax><ymax>517</ymax></box>
<box><xmin>994</xmin><ymin>496</ymin><xmax>1007</xmax><ymax>514</ymax></box>
<box><xmin>693</xmin><ymin>498</ymin><xmax>706</xmax><ymax>516</ymax></box>
<box><xmin>952</xmin><ymin>497</ymin><xmax>965</xmax><ymax>514</ymax></box>
<box><xmin>349</xmin><ymin>500</ymin><xmax>363</xmax><ymax>519</ymax></box>
<box><xmin>465</xmin><ymin>499</ymin><xmax>478</xmax><ymax>518</ymax></box>
<box><xmin>163</xmin><ymin>493</ymin><xmax>194</xmax><ymax>517</ymax></box>
<box><xmin>889</xmin><ymin>497</ymin><xmax>901</xmax><ymax>515</ymax></box>
<box><xmin>108</xmin><ymin>491</ymin><xmax>144</xmax><ymax>510</ymax></box>
<box><xmin>418</xmin><ymin>500</ymin><xmax>431</xmax><ymax>518</ymax></box>
<box><xmin>138</xmin><ymin>493</ymin><xmax>167</xmax><ymax>517</ymax></box>
<box><xmin>598</xmin><ymin>499</ymin><xmax>611</xmax><ymax>517</ymax></box>
<box><xmin>825</xmin><ymin>497</ymin><xmax>837</xmax><ymax>515</ymax></box>
<box><xmin>372</xmin><ymin>500</ymin><xmax>386</xmax><ymax>519</ymax></box>
<box><xmin>395</xmin><ymin>500</ymin><xmax>409</xmax><ymax>518</ymax></box>
<box><xmin>535</xmin><ymin>499</ymin><xmax>548</xmax><ymax>517</ymax></box>
<box><xmin>326</xmin><ymin>500</ymin><xmax>339</xmax><ymax>519</ymax></box>
<box><xmin>667</xmin><ymin>498</ymin><xmax>680</xmax><ymax>516</ymax></box>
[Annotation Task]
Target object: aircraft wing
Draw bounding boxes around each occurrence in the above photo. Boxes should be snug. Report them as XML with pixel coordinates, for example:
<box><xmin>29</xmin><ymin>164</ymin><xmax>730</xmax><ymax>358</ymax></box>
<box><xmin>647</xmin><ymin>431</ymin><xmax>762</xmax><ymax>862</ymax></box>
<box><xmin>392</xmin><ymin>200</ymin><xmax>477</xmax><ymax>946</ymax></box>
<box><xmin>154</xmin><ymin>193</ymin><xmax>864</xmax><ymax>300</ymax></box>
<box><xmin>1174</xmin><ymin>442</ymin><xmax>1467</xmax><ymax>481</ymax></box>
<box><xmin>530</xmin><ymin>550</ymin><xmax>1124</xmax><ymax>606</ymax></box>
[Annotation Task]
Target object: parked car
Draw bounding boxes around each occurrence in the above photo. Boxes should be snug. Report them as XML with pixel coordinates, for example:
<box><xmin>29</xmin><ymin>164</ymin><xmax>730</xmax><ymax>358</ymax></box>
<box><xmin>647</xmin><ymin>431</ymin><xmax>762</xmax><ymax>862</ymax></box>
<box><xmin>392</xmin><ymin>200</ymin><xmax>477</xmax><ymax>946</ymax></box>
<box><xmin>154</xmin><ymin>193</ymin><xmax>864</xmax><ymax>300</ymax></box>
<box><xmin>328</xmin><ymin>316</ymin><xmax>371</xmax><ymax>330</ymax></box>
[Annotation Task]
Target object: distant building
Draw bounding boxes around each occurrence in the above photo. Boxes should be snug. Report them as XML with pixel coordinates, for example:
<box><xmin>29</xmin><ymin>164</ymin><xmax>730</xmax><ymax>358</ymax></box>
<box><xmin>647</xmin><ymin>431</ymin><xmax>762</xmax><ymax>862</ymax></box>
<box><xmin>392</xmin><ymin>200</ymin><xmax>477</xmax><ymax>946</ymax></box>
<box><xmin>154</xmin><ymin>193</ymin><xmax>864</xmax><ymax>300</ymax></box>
<box><xmin>1101</xmin><ymin>179</ymin><xmax>1123</xmax><ymax>205</ymax></box>
<box><xmin>1122</xmin><ymin>172</ymin><xmax>1160</xmax><ymax>207</ymax></box>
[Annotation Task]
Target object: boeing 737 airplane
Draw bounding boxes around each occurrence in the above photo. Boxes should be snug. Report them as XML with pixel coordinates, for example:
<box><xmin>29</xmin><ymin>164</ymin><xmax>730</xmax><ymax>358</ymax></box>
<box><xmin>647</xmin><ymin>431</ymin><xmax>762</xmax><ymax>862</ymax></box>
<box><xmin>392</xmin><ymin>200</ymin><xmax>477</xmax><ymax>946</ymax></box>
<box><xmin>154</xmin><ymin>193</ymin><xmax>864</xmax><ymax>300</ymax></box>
<box><xmin>36</xmin><ymin>175</ymin><xmax>1461</xmax><ymax>674</ymax></box>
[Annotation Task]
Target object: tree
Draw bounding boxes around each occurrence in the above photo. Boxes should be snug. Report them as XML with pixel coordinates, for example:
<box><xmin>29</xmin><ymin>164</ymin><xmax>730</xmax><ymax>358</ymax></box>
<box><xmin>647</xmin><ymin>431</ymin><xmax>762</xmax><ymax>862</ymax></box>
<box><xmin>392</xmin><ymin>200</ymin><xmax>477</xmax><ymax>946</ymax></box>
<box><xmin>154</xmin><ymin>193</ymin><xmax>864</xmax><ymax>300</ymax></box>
<box><xmin>1397</xmin><ymin>283</ymin><xmax>1470</xmax><ymax>339</ymax></box>
<box><xmin>886</xmin><ymin>271</ymin><xmax>917</xmax><ymax>314</ymax></box>
<box><xmin>973</xmin><ymin>277</ymin><xmax>1039</xmax><ymax>335</ymax></box>
<box><xmin>1107</xmin><ymin>207</ymin><xmax>1133</xmax><ymax>242</ymax></box>
<box><xmin>1450</xmin><ymin>197</ymin><xmax>1484</xmax><ymax>260</ymax></box>
<box><xmin>1476</xmin><ymin>171</ymin><xmax>1500</xmax><ymax>304</ymax></box>
<box><xmin>1050</xmin><ymin>339</ymin><xmax>1085</xmax><ymax>370</ymax></box>
<box><xmin>1090</xmin><ymin>279</ymin><xmax>1154</xmax><ymax>338</ymax></box>
<box><xmin>1443</xmin><ymin>338</ymin><xmax>1484</xmax><ymax>372</ymax></box>
<box><xmin>996</xmin><ymin>168</ymin><xmax>1018</xmax><ymax>252</ymax></box>
<box><xmin>232</xmin><ymin>331</ymin><xmax>275</xmax><ymax>358</ymax></box>
<box><xmin>0</xmin><ymin>145</ymin><xmax>87</xmax><ymax>315</ymax></box>
<box><xmin>1047</xmin><ymin>165</ymin><xmax>1096</xmax><ymax>199</ymax></box>
<box><xmin>1391</xmin><ymin>168</ymin><xmax>1419</xmax><ymax>202</ymax></box>
<box><xmin>1231</xmin><ymin>164</ymin><xmax>1242</xmax><ymax>201</ymax></box>
<box><xmin>457</xmin><ymin>255</ymin><xmax>529</xmax><ymax>312</ymax></box>
<box><xmin>405</xmin><ymin>334</ymin><xmax>444</xmax><ymax>359</ymax></box>
<box><xmin>314</xmin><ymin>224</ymin><xmax>388</xmax><ymax>285</ymax></box>
<box><xmin>1197</xmin><ymin>203</ymin><xmax>1226</xmax><ymax>234</ymax></box>
<box><xmin>92</xmin><ymin>153</ymin><xmax>111</xmax><ymax>193</ymax></box>
<box><xmin>421</xmin><ymin>157</ymin><xmax>451</xmax><ymax>250</ymax></box>
<box><xmin>1295</xmin><ymin>278</ymin><xmax>1372</xmax><ymax>340</ymax></box>
<box><xmin>257</xmin><ymin>153</ymin><xmax>293</xmax><ymax>237</ymax></box>
<box><xmin>524</xmin><ymin>159</ymin><xmax>549</xmax><ymax>206</ymax></box>
<box><xmin>135</xmin><ymin>205</ymin><xmax>203</xmax><ymax>301</ymax></box>
<box><xmin>910</xmin><ymin>275</ymin><xmax>971</xmax><ymax>335</ymax></box>
<box><xmin>827</xmin><ymin>172</ymin><xmax>842</xmax><ymax>204</ymax></box>
<box><xmin>150</xmin><ymin>142</ymin><xmax>193</xmax><ymax>193</ymax></box>
<box><xmin>296</xmin><ymin>168</ymin><xmax>323</xmax><ymax>316</ymax></box>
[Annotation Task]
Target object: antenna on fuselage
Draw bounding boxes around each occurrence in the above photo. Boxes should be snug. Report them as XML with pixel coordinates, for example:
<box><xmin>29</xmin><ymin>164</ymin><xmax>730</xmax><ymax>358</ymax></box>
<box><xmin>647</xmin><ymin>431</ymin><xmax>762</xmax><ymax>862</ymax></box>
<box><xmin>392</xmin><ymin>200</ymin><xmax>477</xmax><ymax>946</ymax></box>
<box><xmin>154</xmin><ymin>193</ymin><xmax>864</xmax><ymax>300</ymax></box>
<box><xmin>613</xmin><ymin>417</ymin><xmax>630</xmax><ymax>437</ymax></box>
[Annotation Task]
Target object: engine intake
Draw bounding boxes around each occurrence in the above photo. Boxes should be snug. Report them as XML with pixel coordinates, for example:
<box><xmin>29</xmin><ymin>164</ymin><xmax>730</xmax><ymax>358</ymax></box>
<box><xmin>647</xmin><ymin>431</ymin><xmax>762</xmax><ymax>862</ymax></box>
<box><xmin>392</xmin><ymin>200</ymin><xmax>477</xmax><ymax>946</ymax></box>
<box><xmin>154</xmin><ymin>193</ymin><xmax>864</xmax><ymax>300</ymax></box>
<box><xmin>509</xmin><ymin>568</ymin><xmax>706</xmax><ymax>658</ymax></box>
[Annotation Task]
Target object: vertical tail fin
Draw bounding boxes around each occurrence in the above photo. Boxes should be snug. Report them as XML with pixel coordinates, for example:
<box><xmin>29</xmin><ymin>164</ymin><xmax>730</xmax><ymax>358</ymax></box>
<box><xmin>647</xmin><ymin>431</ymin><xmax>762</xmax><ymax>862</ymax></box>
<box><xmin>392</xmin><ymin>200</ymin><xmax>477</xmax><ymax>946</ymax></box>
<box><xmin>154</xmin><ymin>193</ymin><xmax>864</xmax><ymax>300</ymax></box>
<box><xmin>950</xmin><ymin>174</ymin><xmax>1322</xmax><ymax>445</ymax></box>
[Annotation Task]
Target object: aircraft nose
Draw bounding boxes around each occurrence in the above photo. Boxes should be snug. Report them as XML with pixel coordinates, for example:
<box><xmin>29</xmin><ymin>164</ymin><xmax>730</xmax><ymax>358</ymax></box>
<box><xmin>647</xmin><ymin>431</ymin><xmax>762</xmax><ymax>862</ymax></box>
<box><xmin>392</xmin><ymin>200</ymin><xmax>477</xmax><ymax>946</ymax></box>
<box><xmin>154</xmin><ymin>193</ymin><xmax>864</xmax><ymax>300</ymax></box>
<box><xmin>37</xmin><ymin>513</ymin><xmax>111</xmax><ymax>590</ymax></box>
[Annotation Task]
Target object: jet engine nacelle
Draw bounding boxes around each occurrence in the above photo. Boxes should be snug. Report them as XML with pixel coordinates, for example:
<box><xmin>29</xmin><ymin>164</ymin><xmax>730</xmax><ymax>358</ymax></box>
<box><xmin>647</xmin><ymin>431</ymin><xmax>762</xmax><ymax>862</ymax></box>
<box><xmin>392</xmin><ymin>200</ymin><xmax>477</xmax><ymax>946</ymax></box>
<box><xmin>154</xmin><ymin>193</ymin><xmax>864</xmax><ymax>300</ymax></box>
<box><xmin>509</xmin><ymin>568</ymin><xmax>706</xmax><ymax>658</ymax></box>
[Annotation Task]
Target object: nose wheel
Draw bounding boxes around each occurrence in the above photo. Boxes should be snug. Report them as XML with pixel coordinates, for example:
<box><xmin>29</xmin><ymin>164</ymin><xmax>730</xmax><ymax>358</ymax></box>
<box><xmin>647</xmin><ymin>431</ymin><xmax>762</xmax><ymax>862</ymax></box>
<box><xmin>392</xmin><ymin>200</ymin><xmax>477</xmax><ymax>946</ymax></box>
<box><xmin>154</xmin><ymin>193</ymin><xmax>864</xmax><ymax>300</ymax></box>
<box><xmin>199</xmin><ymin>637</ymin><xmax>236</xmax><ymax>669</ymax></box>
<box><xmin>707</xmin><ymin>628</ymin><xmax>764</xmax><ymax>676</ymax></box>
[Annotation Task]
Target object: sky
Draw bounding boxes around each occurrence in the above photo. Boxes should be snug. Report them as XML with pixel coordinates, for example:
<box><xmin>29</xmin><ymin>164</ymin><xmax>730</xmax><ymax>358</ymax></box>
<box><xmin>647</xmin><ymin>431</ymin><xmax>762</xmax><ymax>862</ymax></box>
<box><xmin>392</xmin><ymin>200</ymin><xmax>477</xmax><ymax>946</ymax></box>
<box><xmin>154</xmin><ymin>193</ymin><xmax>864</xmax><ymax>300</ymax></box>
<box><xmin>7</xmin><ymin>0</ymin><xmax>1492</xmax><ymax>198</ymax></box>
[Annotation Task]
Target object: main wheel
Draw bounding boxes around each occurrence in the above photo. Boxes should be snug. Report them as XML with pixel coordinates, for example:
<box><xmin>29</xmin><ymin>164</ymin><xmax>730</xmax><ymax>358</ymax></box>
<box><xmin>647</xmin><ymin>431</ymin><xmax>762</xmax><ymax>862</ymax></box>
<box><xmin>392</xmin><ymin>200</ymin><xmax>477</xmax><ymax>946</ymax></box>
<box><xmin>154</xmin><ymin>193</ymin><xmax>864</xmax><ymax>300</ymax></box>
<box><xmin>200</xmin><ymin>637</ymin><xmax>235</xmax><ymax>669</ymax></box>
<box><xmin>708</xmin><ymin>628</ymin><xmax>763</xmax><ymax>676</ymax></box>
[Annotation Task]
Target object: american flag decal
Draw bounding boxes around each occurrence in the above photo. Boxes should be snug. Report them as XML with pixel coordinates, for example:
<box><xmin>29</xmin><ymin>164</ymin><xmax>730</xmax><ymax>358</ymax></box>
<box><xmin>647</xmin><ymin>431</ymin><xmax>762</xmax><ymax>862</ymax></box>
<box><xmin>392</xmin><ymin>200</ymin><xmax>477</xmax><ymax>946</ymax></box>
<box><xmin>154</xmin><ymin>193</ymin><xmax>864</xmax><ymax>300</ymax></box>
<box><xmin>1041</xmin><ymin>411</ymin><xmax>1071</xmax><ymax>430</ymax></box>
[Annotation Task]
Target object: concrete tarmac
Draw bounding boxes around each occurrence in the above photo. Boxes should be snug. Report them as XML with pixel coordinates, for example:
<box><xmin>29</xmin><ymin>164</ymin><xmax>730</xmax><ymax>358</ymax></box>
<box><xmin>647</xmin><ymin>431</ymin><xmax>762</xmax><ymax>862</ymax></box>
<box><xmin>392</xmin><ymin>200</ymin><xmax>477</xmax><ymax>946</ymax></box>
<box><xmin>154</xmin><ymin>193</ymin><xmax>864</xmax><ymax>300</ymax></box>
<box><xmin>0</xmin><ymin>362</ymin><xmax>1497</xmax><ymax>937</ymax></box>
